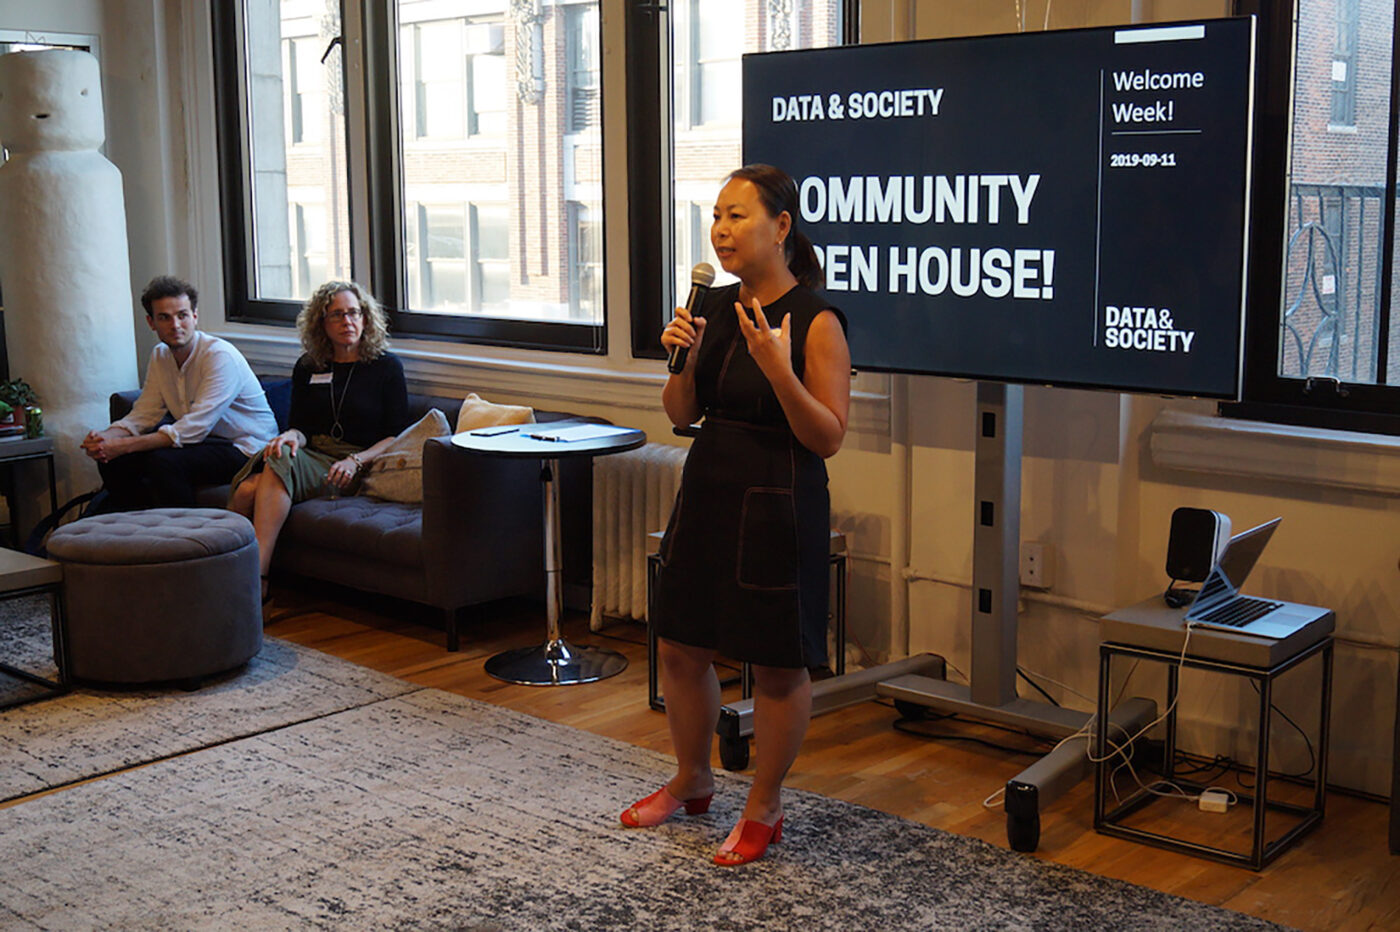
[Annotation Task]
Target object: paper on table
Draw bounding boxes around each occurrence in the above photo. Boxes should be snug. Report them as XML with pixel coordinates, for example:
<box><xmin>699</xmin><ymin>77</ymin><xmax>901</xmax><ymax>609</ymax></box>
<box><xmin>526</xmin><ymin>424</ymin><xmax>635</xmax><ymax>443</ymax></box>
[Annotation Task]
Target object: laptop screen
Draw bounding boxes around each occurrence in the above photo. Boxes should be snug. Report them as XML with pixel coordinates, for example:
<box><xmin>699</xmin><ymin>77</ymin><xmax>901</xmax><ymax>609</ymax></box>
<box><xmin>1191</xmin><ymin>517</ymin><xmax>1281</xmax><ymax>609</ymax></box>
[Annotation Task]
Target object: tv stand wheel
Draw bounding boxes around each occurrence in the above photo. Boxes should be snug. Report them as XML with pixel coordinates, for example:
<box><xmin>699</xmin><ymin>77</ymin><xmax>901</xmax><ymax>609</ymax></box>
<box><xmin>1007</xmin><ymin>811</ymin><xmax>1040</xmax><ymax>852</ymax></box>
<box><xmin>719</xmin><ymin>734</ymin><xmax>749</xmax><ymax>771</ymax></box>
<box><xmin>894</xmin><ymin>699</ymin><xmax>930</xmax><ymax>721</ymax></box>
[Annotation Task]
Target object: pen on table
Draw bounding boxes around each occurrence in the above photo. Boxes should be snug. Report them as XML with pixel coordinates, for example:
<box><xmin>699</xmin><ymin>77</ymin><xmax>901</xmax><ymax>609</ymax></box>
<box><xmin>470</xmin><ymin>425</ymin><xmax>521</xmax><ymax>437</ymax></box>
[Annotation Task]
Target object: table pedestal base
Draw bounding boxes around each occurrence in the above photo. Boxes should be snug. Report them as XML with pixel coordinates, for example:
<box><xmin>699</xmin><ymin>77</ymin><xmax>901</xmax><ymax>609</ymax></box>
<box><xmin>484</xmin><ymin>637</ymin><xmax>628</xmax><ymax>686</ymax></box>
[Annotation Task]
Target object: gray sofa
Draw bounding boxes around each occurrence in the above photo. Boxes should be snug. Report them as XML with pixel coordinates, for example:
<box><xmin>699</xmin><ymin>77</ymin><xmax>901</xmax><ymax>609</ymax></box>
<box><xmin>110</xmin><ymin>380</ymin><xmax>593</xmax><ymax>651</ymax></box>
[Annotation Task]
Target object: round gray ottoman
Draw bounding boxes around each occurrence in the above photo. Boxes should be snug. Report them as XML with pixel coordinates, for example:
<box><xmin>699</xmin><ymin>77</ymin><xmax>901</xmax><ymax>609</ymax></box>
<box><xmin>46</xmin><ymin>508</ymin><xmax>262</xmax><ymax>685</ymax></box>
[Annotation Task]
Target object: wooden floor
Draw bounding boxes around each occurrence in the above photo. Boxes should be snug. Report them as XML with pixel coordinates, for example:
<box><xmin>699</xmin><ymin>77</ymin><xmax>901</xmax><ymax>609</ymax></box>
<box><xmin>264</xmin><ymin>583</ymin><xmax>1400</xmax><ymax>932</ymax></box>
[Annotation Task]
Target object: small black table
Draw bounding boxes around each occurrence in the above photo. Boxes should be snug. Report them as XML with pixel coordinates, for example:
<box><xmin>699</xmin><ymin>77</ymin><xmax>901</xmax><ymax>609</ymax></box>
<box><xmin>451</xmin><ymin>420</ymin><xmax>646</xmax><ymax>686</ymax></box>
<box><xmin>1392</xmin><ymin>641</ymin><xmax>1399</xmax><ymax>854</ymax></box>
<box><xmin>0</xmin><ymin>436</ymin><xmax>58</xmax><ymax>550</ymax></box>
<box><xmin>0</xmin><ymin>547</ymin><xmax>68</xmax><ymax>709</ymax></box>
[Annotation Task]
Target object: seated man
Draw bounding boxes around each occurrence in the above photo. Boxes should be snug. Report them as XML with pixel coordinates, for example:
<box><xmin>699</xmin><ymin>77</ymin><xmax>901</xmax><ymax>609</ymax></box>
<box><xmin>81</xmin><ymin>275</ymin><xmax>278</xmax><ymax>511</ymax></box>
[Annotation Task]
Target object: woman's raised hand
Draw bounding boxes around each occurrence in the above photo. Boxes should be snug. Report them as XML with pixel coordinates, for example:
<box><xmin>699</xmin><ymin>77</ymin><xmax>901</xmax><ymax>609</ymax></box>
<box><xmin>735</xmin><ymin>296</ymin><xmax>792</xmax><ymax>379</ymax></box>
<box><xmin>662</xmin><ymin>304</ymin><xmax>707</xmax><ymax>372</ymax></box>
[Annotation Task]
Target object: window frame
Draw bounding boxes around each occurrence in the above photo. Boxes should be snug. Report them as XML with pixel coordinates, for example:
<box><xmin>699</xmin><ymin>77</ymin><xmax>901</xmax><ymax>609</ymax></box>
<box><xmin>627</xmin><ymin>0</ymin><xmax>859</xmax><ymax>362</ymax></box>
<box><xmin>212</xmin><ymin>0</ymin><xmax>608</xmax><ymax>353</ymax></box>
<box><xmin>1225</xmin><ymin>0</ymin><xmax>1399</xmax><ymax>434</ymax></box>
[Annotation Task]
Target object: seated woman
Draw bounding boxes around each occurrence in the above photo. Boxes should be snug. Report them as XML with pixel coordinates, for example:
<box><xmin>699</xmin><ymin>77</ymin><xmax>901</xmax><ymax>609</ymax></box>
<box><xmin>229</xmin><ymin>280</ymin><xmax>409</xmax><ymax>603</ymax></box>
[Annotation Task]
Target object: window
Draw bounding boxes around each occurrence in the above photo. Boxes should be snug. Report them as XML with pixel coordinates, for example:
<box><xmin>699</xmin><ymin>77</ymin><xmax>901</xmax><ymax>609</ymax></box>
<box><xmin>628</xmin><ymin>0</ymin><xmax>852</xmax><ymax>359</ymax></box>
<box><xmin>406</xmin><ymin>203</ymin><xmax>466</xmax><ymax>308</ymax></box>
<box><xmin>570</xmin><ymin>202</ymin><xmax>603</xmax><ymax>320</ymax></box>
<box><xmin>405</xmin><ymin>202</ymin><xmax>510</xmax><ymax>313</ymax></box>
<box><xmin>1330</xmin><ymin>0</ymin><xmax>1360</xmax><ymax>127</ymax></box>
<box><xmin>566</xmin><ymin>5</ymin><xmax>600</xmax><ymax>132</ymax></box>
<box><xmin>290</xmin><ymin>202</ymin><xmax>329</xmax><ymax>296</ymax></box>
<box><xmin>1233</xmin><ymin>0</ymin><xmax>1399</xmax><ymax>433</ymax></box>
<box><xmin>399</xmin><ymin>18</ymin><xmax>506</xmax><ymax>140</ymax></box>
<box><xmin>214</xmin><ymin>0</ymin><xmax>604</xmax><ymax>351</ymax></box>
<box><xmin>285</xmin><ymin>36</ymin><xmax>326</xmax><ymax>146</ymax></box>
<box><xmin>474</xmin><ymin>204</ymin><xmax>511</xmax><ymax>310</ymax></box>
<box><xmin>215</xmin><ymin>0</ymin><xmax>351</xmax><ymax>311</ymax></box>
<box><xmin>683</xmin><ymin>0</ymin><xmax>743</xmax><ymax>128</ymax></box>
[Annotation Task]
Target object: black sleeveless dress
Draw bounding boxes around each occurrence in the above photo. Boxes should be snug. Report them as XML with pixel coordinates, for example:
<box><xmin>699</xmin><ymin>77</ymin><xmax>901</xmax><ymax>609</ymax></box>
<box><xmin>652</xmin><ymin>282</ymin><xmax>846</xmax><ymax>669</ymax></box>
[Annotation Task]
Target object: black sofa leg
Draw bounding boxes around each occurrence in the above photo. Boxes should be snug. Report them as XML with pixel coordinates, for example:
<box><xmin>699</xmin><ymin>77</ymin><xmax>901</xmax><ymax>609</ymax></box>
<box><xmin>445</xmin><ymin>607</ymin><xmax>460</xmax><ymax>652</ymax></box>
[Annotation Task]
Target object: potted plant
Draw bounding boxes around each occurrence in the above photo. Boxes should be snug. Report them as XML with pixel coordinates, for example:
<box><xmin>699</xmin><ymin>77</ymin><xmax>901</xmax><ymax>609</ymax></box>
<box><xmin>0</xmin><ymin>378</ymin><xmax>39</xmax><ymax>437</ymax></box>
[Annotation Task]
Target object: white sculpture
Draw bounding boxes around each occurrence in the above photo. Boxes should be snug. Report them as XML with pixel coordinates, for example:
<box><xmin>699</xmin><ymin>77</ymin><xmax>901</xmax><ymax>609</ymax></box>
<box><xmin>0</xmin><ymin>49</ymin><xmax>138</xmax><ymax>508</ymax></box>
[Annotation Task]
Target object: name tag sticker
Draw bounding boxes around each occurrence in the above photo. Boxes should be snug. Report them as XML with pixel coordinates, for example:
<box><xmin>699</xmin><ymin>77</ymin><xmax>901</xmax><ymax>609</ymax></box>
<box><xmin>310</xmin><ymin>373</ymin><xmax>333</xmax><ymax>385</ymax></box>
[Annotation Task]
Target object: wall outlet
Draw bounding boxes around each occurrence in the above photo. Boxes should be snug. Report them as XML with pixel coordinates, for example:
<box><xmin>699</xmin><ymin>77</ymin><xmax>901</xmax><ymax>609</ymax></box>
<box><xmin>1020</xmin><ymin>541</ymin><xmax>1053</xmax><ymax>589</ymax></box>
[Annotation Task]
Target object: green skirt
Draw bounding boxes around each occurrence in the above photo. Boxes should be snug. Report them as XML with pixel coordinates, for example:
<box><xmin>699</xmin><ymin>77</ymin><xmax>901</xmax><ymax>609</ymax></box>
<box><xmin>229</xmin><ymin>435</ymin><xmax>365</xmax><ymax>505</ymax></box>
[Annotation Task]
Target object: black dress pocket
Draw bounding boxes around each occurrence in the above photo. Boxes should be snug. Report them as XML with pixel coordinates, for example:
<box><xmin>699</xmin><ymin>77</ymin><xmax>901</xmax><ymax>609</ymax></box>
<box><xmin>737</xmin><ymin>487</ymin><xmax>798</xmax><ymax>590</ymax></box>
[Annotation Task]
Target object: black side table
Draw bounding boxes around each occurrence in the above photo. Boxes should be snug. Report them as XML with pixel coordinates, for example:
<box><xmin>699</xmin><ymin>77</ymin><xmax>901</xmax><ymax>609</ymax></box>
<box><xmin>1391</xmin><ymin>648</ymin><xmax>1399</xmax><ymax>854</ymax></box>
<box><xmin>452</xmin><ymin>420</ymin><xmax>645</xmax><ymax>686</ymax></box>
<box><xmin>0</xmin><ymin>547</ymin><xmax>68</xmax><ymax>708</ymax></box>
<box><xmin>1095</xmin><ymin>598</ymin><xmax>1334</xmax><ymax>870</ymax></box>
<box><xmin>0</xmin><ymin>436</ymin><xmax>58</xmax><ymax>550</ymax></box>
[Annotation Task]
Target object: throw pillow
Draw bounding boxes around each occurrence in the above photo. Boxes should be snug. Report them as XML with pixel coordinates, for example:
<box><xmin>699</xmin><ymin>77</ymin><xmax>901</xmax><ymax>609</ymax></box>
<box><xmin>455</xmin><ymin>392</ymin><xmax>535</xmax><ymax>433</ymax></box>
<box><xmin>359</xmin><ymin>408</ymin><xmax>452</xmax><ymax>504</ymax></box>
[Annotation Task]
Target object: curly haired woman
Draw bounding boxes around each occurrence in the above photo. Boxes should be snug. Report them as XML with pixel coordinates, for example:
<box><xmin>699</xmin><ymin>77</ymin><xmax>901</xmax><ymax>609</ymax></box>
<box><xmin>228</xmin><ymin>280</ymin><xmax>408</xmax><ymax>603</ymax></box>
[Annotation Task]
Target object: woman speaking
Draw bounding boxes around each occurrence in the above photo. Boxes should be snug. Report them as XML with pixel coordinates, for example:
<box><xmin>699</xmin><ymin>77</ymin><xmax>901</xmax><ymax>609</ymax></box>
<box><xmin>622</xmin><ymin>164</ymin><xmax>851</xmax><ymax>866</ymax></box>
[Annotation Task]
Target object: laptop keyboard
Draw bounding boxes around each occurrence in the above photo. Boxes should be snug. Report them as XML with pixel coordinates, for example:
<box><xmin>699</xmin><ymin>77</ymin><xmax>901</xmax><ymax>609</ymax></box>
<box><xmin>1196</xmin><ymin>596</ymin><xmax>1285</xmax><ymax>628</ymax></box>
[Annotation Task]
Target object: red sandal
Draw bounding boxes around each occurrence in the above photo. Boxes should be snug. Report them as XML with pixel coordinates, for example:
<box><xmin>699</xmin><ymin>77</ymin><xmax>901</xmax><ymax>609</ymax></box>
<box><xmin>713</xmin><ymin>816</ymin><xmax>783</xmax><ymax>866</ymax></box>
<box><xmin>620</xmin><ymin>786</ymin><xmax>713</xmax><ymax>827</ymax></box>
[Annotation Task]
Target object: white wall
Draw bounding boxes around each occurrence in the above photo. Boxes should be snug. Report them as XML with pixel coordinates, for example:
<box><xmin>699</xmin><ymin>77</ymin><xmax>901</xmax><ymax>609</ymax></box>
<box><xmin>6</xmin><ymin>0</ymin><xmax>1396</xmax><ymax>796</ymax></box>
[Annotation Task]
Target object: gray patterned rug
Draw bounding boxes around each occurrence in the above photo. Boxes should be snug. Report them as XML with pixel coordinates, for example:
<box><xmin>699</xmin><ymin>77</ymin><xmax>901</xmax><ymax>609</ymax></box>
<box><xmin>0</xmin><ymin>687</ymin><xmax>1286</xmax><ymax>931</ymax></box>
<box><xmin>0</xmin><ymin>595</ymin><xmax>419</xmax><ymax>802</ymax></box>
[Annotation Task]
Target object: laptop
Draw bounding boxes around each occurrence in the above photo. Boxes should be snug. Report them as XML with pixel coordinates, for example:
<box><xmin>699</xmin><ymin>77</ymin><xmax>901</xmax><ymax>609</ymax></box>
<box><xmin>1182</xmin><ymin>518</ymin><xmax>1326</xmax><ymax>639</ymax></box>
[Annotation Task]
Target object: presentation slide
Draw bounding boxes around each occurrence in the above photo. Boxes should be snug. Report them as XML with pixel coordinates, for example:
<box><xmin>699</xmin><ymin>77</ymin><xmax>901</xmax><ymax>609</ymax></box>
<box><xmin>742</xmin><ymin>18</ymin><xmax>1256</xmax><ymax>398</ymax></box>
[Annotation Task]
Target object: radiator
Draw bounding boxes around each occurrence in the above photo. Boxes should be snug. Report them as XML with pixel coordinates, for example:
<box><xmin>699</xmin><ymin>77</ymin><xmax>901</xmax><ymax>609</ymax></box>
<box><xmin>590</xmin><ymin>442</ymin><xmax>688</xmax><ymax>630</ymax></box>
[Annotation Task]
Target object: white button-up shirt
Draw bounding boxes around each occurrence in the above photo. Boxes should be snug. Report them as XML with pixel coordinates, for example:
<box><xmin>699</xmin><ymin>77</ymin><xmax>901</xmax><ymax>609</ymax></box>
<box><xmin>111</xmin><ymin>331</ymin><xmax>278</xmax><ymax>456</ymax></box>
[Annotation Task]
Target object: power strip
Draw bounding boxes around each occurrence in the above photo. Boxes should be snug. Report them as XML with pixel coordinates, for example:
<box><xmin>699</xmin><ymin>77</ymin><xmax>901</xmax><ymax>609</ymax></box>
<box><xmin>1198</xmin><ymin>789</ymin><xmax>1232</xmax><ymax>813</ymax></box>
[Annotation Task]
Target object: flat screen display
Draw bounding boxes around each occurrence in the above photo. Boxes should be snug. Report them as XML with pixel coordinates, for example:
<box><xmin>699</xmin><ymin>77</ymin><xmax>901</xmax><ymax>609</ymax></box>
<box><xmin>742</xmin><ymin>18</ymin><xmax>1256</xmax><ymax>398</ymax></box>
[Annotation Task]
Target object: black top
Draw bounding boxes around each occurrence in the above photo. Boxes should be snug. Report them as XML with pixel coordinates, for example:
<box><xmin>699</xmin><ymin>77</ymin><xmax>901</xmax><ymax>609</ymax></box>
<box><xmin>693</xmin><ymin>282</ymin><xmax>846</xmax><ymax>428</ymax></box>
<box><xmin>288</xmin><ymin>352</ymin><xmax>409</xmax><ymax>448</ymax></box>
<box><xmin>652</xmin><ymin>281</ymin><xmax>845</xmax><ymax>668</ymax></box>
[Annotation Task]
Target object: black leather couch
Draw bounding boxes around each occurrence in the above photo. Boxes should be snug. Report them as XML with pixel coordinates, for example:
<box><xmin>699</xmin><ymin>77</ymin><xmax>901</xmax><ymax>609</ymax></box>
<box><xmin>110</xmin><ymin>378</ymin><xmax>593</xmax><ymax>650</ymax></box>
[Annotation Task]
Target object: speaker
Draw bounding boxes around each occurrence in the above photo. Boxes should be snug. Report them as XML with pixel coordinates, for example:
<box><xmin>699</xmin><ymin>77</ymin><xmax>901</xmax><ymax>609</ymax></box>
<box><xmin>1165</xmin><ymin>508</ymin><xmax>1231</xmax><ymax>583</ymax></box>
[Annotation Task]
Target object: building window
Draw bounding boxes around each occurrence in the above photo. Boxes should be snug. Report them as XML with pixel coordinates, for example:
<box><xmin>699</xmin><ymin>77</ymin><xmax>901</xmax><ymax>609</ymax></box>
<box><xmin>1233</xmin><ymin>0</ymin><xmax>1399</xmax><ymax>433</ymax></box>
<box><xmin>570</xmin><ymin>202</ymin><xmax>603</xmax><ymax>320</ymax></box>
<box><xmin>405</xmin><ymin>202</ymin><xmax>510</xmax><ymax>313</ymax></box>
<box><xmin>566</xmin><ymin>5</ymin><xmax>600</xmax><ymax>132</ymax></box>
<box><xmin>687</xmin><ymin>0</ymin><xmax>743</xmax><ymax>128</ymax></box>
<box><xmin>474</xmin><ymin>204</ymin><xmax>511</xmax><ymax>309</ymax></box>
<box><xmin>399</xmin><ymin>18</ymin><xmax>506</xmax><ymax>140</ymax></box>
<box><xmin>406</xmin><ymin>203</ymin><xmax>466</xmax><ymax>309</ymax></box>
<box><xmin>291</xmin><ymin>202</ymin><xmax>329</xmax><ymax>297</ymax></box>
<box><xmin>284</xmin><ymin>36</ymin><xmax>326</xmax><ymax>146</ymax></box>
<box><xmin>1331</xmin><ymin>0</ymin><xmax>1360</xmax><ymax>126</ymax></box>
<box><xmin>214</xmin><ymin>0</ymin><xmax>604</xmax><ymax>351</ymax></box>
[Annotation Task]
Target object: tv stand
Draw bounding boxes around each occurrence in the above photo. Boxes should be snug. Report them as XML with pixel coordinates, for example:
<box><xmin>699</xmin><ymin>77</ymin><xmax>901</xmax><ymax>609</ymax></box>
<box><xmin>876</xmin><ymin>382</ymin><xmax>1156</xmax><ymax>850</ymax></box>
<box><xmin>737</xmin><ymin>382</ymin><xmax>1154</xmax><ymax>851</ymax></box>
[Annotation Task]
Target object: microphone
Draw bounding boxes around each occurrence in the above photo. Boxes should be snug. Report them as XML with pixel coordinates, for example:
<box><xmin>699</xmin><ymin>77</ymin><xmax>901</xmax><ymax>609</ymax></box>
<box><xmin>666</xmin><ymin>262</ymin><xmax>716</xmax><ymax>374</ymax></box>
